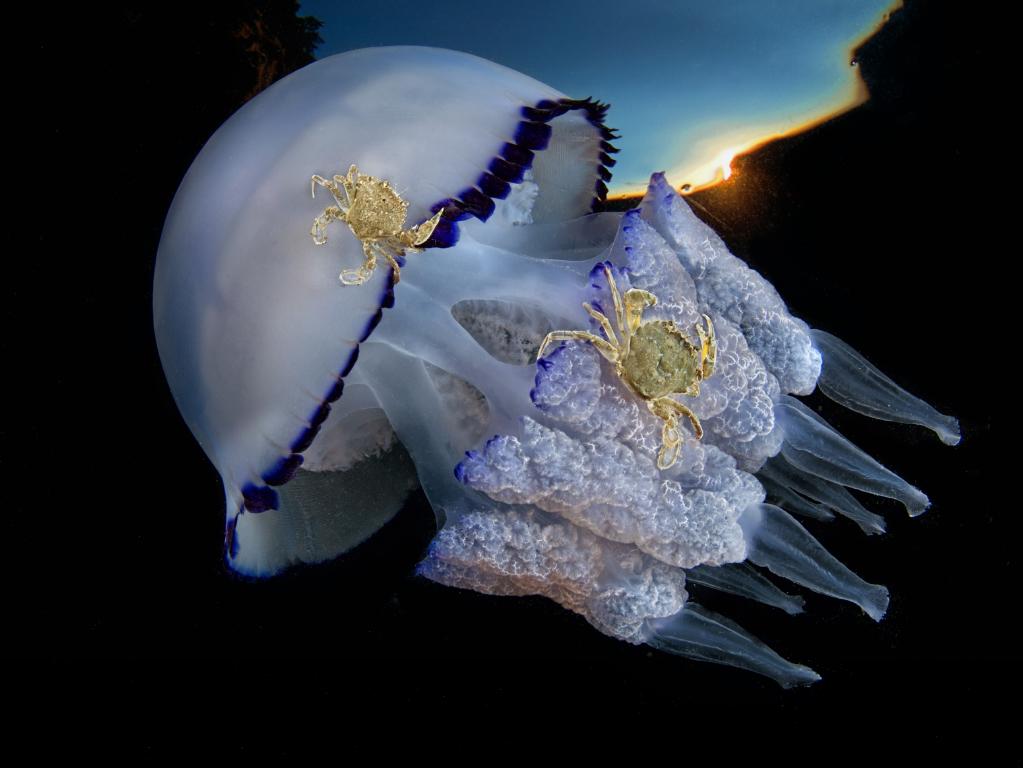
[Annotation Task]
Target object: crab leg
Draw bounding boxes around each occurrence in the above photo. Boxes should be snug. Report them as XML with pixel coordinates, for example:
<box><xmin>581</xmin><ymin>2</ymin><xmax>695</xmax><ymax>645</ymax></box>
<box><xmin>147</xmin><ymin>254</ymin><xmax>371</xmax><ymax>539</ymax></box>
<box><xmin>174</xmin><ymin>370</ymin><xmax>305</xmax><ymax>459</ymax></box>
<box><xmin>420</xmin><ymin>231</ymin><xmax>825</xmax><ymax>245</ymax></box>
<box><xmin>339</xmin><ymin>242</ymin><xmax>377</xmax><ymax>286</ymax></box>
<box><xmin>582</xmin><ymin>302</ymin><xmax>619</xmax><ymax>346</ymax></box>
<box><xmin>311</xmin><ymin>175</ymin><xmax>349</xmax><ymax>211</ymax></box>
<box><xmin>648</xmin><ymin>399</ymin><xmax>680</xmax><ymax>469</ymax></box>
<box><xmin>658</xmin><ymin>420</ymin><xmax>682</xmax><ymax>470</ymax></box>
<box><xmin>310</xmin><ymin>174</ymin><xmax>335</xmax><ymax>196</ymax></box>
<box><xmin>310</xmin><ymin>205</ymin><xmax>346</xmax><ymax>246</ymax></box>
<box><xmin>537</xmin><ymin>330</ymin><xmax>619</xmax><ymax>364</ymax></box>
<box><xmin>601</xmin><ymin>264</ymin><xmax>627</xmax><ymax>338</ymax></box>
<box><xmin>649</xmin><ymin>397</ymin><xmax>704</xmax><ymax>469</ymax></box>
<box><xmin>663</xmin><ymin>398</ymin><xmax>703</xmax><ymax>440</ymax></box>
<box><xmin>368</xmin><ymin>240</ymin><xmax>405</xmax><ymax>283</ymax></box>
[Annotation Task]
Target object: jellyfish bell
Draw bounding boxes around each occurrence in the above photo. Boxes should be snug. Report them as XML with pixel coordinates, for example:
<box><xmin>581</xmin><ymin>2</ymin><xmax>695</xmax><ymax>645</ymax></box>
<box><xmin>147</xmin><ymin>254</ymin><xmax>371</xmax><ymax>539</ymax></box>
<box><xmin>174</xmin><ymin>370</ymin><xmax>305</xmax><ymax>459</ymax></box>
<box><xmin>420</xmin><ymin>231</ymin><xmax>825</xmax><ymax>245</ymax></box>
<box><xmin>156</xmin><ymin>45</ymin><xmax>960</xmax><ymax>685</ymax></box>
<box><xmin>153</xmin><ymin>45</ymin><xmax>621</xmax><ymax>577</ymax></box>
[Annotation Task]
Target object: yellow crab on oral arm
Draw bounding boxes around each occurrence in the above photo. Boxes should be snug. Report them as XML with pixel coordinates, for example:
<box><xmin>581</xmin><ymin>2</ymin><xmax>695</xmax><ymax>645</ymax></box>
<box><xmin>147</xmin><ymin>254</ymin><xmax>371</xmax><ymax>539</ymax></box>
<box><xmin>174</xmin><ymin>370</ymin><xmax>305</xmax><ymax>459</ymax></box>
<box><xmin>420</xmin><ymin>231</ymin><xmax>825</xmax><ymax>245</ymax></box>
<box><xmin>310</xmin><ymin>164</ymin><xmax>445</xmax><ymax>286</ymax></box>
<box><xmin>537</xmin><ymin>262</ymin><xmax>716</xmax><ymax>470</ymax></box>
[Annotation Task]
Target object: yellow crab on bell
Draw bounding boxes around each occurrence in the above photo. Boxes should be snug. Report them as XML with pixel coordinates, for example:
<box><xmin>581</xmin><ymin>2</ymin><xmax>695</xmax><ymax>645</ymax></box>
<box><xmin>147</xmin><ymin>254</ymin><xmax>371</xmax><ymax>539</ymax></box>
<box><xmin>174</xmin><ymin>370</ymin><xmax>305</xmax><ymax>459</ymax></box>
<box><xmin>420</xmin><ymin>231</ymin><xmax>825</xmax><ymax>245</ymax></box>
<box><xmin>309</xmin><ymin>164</ymin><xmax>445</xmax><ymax>285</ymax></box>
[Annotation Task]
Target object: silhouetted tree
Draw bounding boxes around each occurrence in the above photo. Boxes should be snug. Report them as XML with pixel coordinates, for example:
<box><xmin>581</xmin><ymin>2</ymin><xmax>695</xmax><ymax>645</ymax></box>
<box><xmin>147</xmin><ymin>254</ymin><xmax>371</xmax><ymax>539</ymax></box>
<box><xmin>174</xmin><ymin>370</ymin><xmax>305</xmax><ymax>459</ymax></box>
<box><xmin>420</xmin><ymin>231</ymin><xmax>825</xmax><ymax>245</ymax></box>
<box><xmin>232</xmin><ymin>1</ymin><xmax>324</xmax><ymax>101</ymax></box>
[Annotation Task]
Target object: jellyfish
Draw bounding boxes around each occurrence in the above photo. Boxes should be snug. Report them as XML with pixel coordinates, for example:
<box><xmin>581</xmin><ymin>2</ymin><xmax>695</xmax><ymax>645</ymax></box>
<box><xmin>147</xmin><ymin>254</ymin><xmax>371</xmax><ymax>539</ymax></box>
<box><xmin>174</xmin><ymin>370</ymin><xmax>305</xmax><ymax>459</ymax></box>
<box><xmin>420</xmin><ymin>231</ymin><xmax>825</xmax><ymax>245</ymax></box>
<box><xmin>153</xmin><ymin>45</ymin><xmax>959</xmax><ymax>686</ymax></box>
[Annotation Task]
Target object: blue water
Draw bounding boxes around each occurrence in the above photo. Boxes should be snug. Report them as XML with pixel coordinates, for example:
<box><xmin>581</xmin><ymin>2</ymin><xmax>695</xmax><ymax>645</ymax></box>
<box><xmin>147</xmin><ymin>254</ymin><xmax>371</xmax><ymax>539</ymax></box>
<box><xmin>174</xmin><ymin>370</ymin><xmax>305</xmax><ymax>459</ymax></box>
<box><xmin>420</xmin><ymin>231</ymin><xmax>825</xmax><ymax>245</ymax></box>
<box><xmin>300</xmin><ymin>0</ymin><xmax>896</xmax><ymax>193</ymax></box>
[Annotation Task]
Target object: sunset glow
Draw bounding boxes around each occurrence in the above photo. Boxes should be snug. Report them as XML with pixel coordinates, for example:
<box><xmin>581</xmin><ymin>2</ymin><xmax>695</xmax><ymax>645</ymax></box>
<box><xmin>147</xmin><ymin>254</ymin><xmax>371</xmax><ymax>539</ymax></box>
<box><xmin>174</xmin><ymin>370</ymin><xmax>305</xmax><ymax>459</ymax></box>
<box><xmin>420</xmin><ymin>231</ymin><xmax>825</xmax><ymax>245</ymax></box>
<box><xmin>303</xmin><ymin>0</ymin><xmax>899</xmax><ymax>200</ymax></box>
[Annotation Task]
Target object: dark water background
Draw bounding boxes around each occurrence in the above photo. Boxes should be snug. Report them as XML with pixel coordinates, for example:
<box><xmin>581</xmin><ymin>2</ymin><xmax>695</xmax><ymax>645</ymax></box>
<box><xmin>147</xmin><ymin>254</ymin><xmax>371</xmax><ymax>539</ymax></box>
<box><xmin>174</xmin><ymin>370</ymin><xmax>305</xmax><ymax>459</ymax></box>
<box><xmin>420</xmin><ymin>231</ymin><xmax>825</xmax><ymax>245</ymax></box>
<box><xmin>12</xmin><ymin>0</ymin><xmax>1009</xmax><ymax>745</ymax></box>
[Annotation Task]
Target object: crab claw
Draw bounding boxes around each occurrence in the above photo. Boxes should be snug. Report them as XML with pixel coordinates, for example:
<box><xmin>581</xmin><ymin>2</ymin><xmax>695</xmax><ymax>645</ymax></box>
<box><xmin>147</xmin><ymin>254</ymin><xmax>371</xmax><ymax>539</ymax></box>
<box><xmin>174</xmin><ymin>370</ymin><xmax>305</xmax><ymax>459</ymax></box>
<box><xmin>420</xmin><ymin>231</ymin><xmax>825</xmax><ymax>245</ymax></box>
<box><xmin>407</xmin><ymin>208</ymin><xmax>445</xmax><ymax>247</ymax></box>
<box><xmin>697</xmin><ymin>314</ymin><xmax>716</xmax><ymax>379</ymax></box>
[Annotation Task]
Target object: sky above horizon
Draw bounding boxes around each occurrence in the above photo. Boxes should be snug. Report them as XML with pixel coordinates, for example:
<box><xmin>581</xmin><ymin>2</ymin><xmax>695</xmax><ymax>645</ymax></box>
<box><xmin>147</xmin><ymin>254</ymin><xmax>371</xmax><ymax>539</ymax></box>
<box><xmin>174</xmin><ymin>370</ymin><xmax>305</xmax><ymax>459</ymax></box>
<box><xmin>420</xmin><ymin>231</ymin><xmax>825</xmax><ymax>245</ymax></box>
<box><xmin>299</xmin><ymin>0</ymin><xmax>896</xmax><ymax>194</ymax></box>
